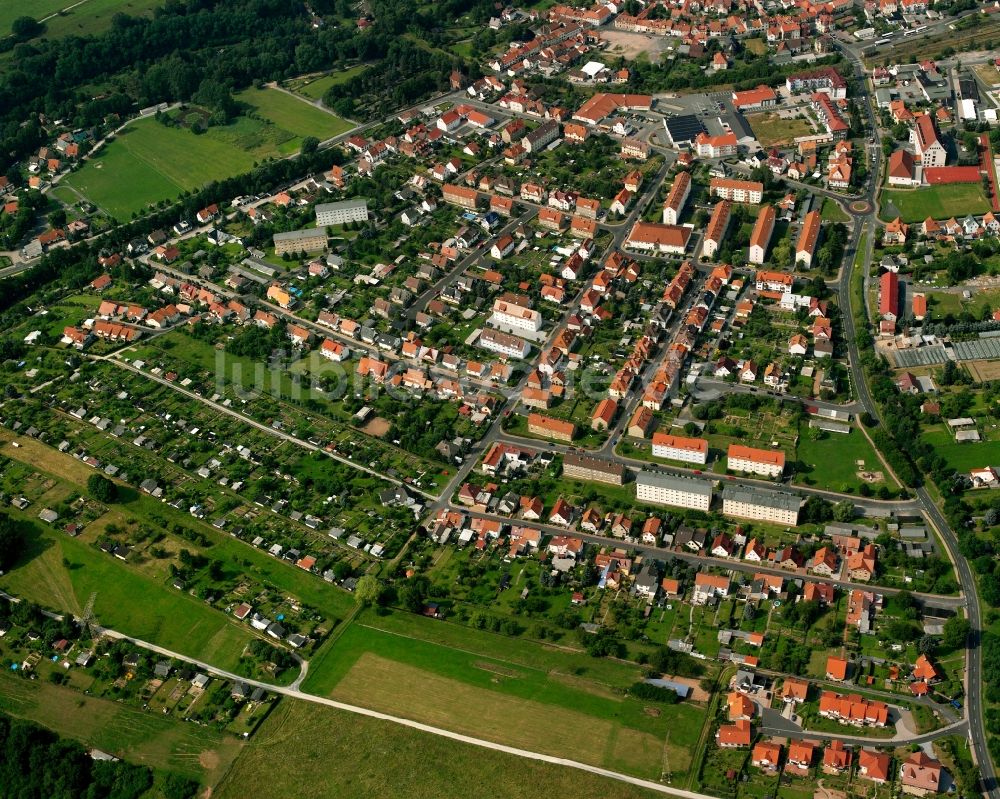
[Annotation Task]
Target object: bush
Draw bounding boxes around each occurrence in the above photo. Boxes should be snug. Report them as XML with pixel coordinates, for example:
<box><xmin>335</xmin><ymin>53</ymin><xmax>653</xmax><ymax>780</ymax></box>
<box><xmin>87</xmin><ymin>474</ymin><xmax>118</xmax><ymax>503</ymax></box>
<box><xmin>629</xmin><ymin>682</ymin><xmax>681</xmax><ymax>703</ymax></box>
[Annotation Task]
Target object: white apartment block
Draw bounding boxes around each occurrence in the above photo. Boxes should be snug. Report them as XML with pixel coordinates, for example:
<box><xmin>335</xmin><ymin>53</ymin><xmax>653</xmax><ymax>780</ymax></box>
<box><xmin>721</xmin><ymin>484</ymin><xmax>801</xmax><ymax>526</ymax></box>
<box><xmin>636</xmin><ymin>471</ymin><xmax>712</xmax><ymax>511</ymax></box>
<box><xmin>478</xmin><ymin>328</ymin><xmax>530</xmax><ymax>359</ymax></box>
<box><xmin>315</xmin><ymin>199</ymin><xmax>369</xmax><ymax>227</ymax></box>
<box><xmin>651</xmin><ymin>433</ymin><xmax>708</xmax><ymax>465</ymax></box>
<box><xmin>491</xmin><ymin>300</ymin><xmax>542</xmax><ymax>332</ymax></box>
<box><xmin>727</xmin><ymin>444</ymin><xmax>785</xmax><ymax>478</ymax></box>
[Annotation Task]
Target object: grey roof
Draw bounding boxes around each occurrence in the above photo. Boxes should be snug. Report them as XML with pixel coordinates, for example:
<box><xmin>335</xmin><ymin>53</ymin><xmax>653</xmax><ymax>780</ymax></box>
<box><xmin>721</xmin><ymin>482</ymin><xmax>801</xmax><ymax>512</ymax></box>
<box><xmin>563</xmin><ymin>452</ymin><xmax>626</xmax><ymax>477</ymax></box>
<box><xmin>636</xmin><ymin>470</ymin><xmax>713</xmax><ymax>496</ymax></box>
<box><xmin>273</xmin><ymin>227</ymin><xmax>326</xmax><ymax>243</ymax></box>
<box><xmin>645</xmin><ymin>678</ymin><xmax>691</xmax><ymax>698</ymax></box>
<box><xmin>315</xmin><ymin>198</ymin><xmax>368</xmax><ymax>213</ymax></box>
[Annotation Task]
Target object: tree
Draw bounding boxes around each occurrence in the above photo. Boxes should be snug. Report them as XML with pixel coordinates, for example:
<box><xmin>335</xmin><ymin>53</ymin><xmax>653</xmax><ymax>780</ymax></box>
<box><xmin>918</xmin><ymin>634</ymin><xmax>938</xmax><ymax>655</ymax></box>
<box><xmin>942</xmin><ymin>616</ymin><xmax>971</xmax><ymax>650</ymax></box>
<box><xmin>87</xmin><ymin>474</ymin><xmax>118</xmax><ymax>503</ymax></box>
<box><xmin>300</xmin><ymin>136</ymin><xmax>319</xmax><ymax>155</ymax></box>
<box><xmin>11</xmin><ymin>16</ymin><xmax>43</xmax><ymax>40</ymax></box>
<box><xmin>161</xmin><ymin>773</ymin><xmax>200</xmax><ymax>799</ymax></box>
<box><xmin>833</xmin><ymin>500</ymin><xmax>856</xmax><ymax>522</ymax></box>
<box><xmin>354</xmin><ymin>574</ymin><xmax>381</xmax><ymax>606</ymax></box>
<box><xmin>0</xmin><ymin>512</ymin><xmax>24</xmax><ymax>571</ymax></box>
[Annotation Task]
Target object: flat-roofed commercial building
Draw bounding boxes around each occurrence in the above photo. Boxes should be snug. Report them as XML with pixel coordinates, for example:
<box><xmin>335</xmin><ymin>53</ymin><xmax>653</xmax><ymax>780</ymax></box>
<box><xmin>722</xmin><ymin>483</ymin><xmax>801</xmax><ymax>526</ymax></box>
<box><xmin>636</xmin><ymin>471</ymin><xmax>712</xmax><ymax>511</ymax></box>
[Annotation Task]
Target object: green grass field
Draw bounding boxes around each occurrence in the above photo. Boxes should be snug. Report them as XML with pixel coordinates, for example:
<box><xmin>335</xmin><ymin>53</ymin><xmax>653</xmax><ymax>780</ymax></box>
<box><xmin>65</xmin><ymin>93</ymin><xmax>350</xmax><ymax>218</ymax></box>
<box><xmin>235</xmin><ymin>87</ymin><xmax>353</xmax><ymax>143</ymax></box>
<box><xmin>881</xmin><ymin>183</ymin><xmax>991</xmax><ymax>223</ymax></box>
<box><xmin>215</xmin><ymin>699</ymin><xmax>665</xmax><ymax>799</ymax></box>
<box><xmin>0</xmin><ymin>521</ymin><xmax>255</xmax><ymax>671</ymax></box>
<box><xmin>821</xmin><ymin>197</ymin><xmax>849</xmax><ymax>224</ymax></box>
<box><xmin>924</xmin><ymin>287</ymin><xmax>1000</xmax><ymax>319</ymax></box>
<box><xmin>0</xmin><ymin>672</ymin><xmax>242</xmax><ymax>783</ymax></box>
<box><xmin>6</xmin><ymin>0</ymin><xmax>162</xmax><ymax>41</ymax></box>
<box><xmin>2</xmin><ymin>0</ymin><xmax>70</xmax><ymax>32</ymax></box>
<box><xmin>290</xmin><ymin>65</ymin><xmax>369</xmax><ymax>101</ymax></box>
<box><xmin>302</xmin><ymin>609</ymin><xmax>705</xmax><ymax>779</ymax></box>
<box><xmin>921</xmin><ymin>426</ymin><xmax>997</xmax><ymax>472</ymax></box>
<box><xmin>746</xmin><ymin>112</ymin><xmax>814</xmax><ymax>147</ymax></box>
<box><xmin>64</xmin><ymin>117</ymin><xmax>264</xmax><ymax>218</ymax></box>
<box><xmin>794</xmin><ymin>423</ymin><xmax>898</xmax><ymax>493</ymax></box>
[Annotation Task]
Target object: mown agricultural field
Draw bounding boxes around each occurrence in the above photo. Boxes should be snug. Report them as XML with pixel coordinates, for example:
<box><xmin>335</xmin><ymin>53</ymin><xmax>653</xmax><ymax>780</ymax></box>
<box><xmin>302</xmin><ymin>609</ymin><xmax>706</xmax><ymax>781</ymax></box>
<box><xmin>215</xmin><ymin>698</ymin><xmax>666</xmax><ymax>799</ymax></box>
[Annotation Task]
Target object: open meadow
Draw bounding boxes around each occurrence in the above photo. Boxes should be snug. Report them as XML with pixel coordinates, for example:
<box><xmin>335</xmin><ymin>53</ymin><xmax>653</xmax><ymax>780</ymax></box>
<box><xmin>235</xmin><ymin>86</ymin><xmax>353</xmax><ymax>143</ymax></box>
<box><xmin>64</xmin><ymin>91</ymin><xmax>351</xmax><ymax>218</ymax></box>
<box><xmin>214</xmin><ymin>698</ymin><xmax>667</xmax><ymax>799</ymax></box>
<box><xmin>3</xmin><ymin>0</ymin><xmax>162</xmax><ymax>39</ymax></box>
<box><xmin>301</xmin><ymin>609</ymin><xmax>706</xmax><ymax>780</ymax></box>
<box><xmin>746</xmin><ymin>112</ymin><xmax>814</xmax><ymax>147</ymax></box>
<box><xmin>287</xmin><ymin>65</ymin><xmax>370</xmax><ymax>101</ymax></box>
<box><xmin>881</xmin><ymin>184</ymin><xmax>991</xmax><ymax>223</ymax></box>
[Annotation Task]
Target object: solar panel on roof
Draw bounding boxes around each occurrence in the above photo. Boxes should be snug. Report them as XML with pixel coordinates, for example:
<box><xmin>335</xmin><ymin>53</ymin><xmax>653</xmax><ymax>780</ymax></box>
<box><xmin>664</xmin><ymin>114</ymin><xmax>707</xmax><ymax>145</ymax></box>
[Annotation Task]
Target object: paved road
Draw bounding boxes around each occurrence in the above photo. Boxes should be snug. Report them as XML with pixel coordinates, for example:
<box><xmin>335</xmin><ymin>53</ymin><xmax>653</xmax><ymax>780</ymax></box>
<box><xmin>689</xmin><ymin>377</ymin><xmax>863</xmax><ymax>414</ymax></box>
<box><xmin>450</xmin><ymin>506</ymin><xmax>965</xmax><ymax>610</ymax></box>
<box><xmin>833</xmin><ymin>40</ymin><xmax>998</xmax><ymax>797</ymax></box>
<box><xmin>494</xmin><ymin>429</ymin><xmax>923</xmax><ymax>514</ymax></box>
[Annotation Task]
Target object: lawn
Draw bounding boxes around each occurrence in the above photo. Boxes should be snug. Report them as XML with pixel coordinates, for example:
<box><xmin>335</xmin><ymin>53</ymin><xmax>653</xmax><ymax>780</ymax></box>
<box><xmin>214</xmin><ymin>698</ymin><xmax>667</xmax><ymax>799</ymax></box>
<box><xmin>881</xmin><ymin>183</ymin><xmax>991</xmax><ymax>223</ymax></box>
<box><xmin>235</xmin><ymin>86</ymin><xmax>353</xmax><ymax>144</ymax></box>
<box><xmin>0</xmin><ymin>672</ymin><xmax>242</xmax><ymax>784</ymax></box>
<box><xmin>921</xmin><ymin>426</ymin><xmax>998</xmax><ymax>473</ymax></box>
<box><xmin>3</xmin><ymin>0</ymin><xmax>70</xmax><ymax>32</ymax></box>
<box><xmin>821</xmin><ymin>197</ymin><xmax>849</xmax><ymax>224</ymax></box>
<box><xmin>923</xmin><ymin>287</ymin><xmax>1000</xmax><ymax>320</ymax></box>
<box><xmin>794</xmin><ymin>422</ymin><xmax>898</xmax><ymax>493</ymax></box>
<box><xmin>291</xmin><ymin>65</ymin><xmax>370</xmax><ymax>101</ymax></box>
<box><xmin>302</xmin><ymin>610</ymin><xmax>705</xmax><ymax>779</ymax></box>
<box><xmin>746</xmin><ymin>112</ymin><xmax>814</xmax><ymax>147</ymax></box>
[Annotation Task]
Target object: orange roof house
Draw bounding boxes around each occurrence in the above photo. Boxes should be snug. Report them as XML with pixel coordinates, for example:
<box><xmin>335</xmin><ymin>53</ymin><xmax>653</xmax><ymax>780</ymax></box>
<box><xmin>826</xmin><ymin>656</ymin><xmax>849</xmax><ymax>681</ymax></box>
<box><xmin>782</xmin><ymin>678</ymin><xmax>809</xmax><ymax>703</ymax></box>
<box><xmin>912</xmin><ymin>654</ymin><xmax>940</xmax><ymax>683</ymax></box>
<box><xmin>716</xmin><ymin>719</ymin><xmax>751</xmax><ymax>747</ymax></box>
<box><xmin>752</xmin><ymin>741</ymin><xmax>782</xmax><ymax>770</ymax></box>
<box><xmin>858</xmin><ymin>749</ymin><xmax>891</xmax><ymax>783</ymax></box>
<box><xmin>785</xmin><ymin>740</ymin><xmax>816</xmax><ymax>774</ymax></box>
<box><xmin>727</xmin><ymin>691</ymin><xmax>756</xmax><ymax>721</ymax></box>
<box><xmin>823</xmin><ymin>740</ymin><xmax>852</xmax><ymax>773</ymax></box>
<box><xmin>900</xmin><ymin>751</ymin><xmax>944</xmax><ymax>795</ymax></box>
